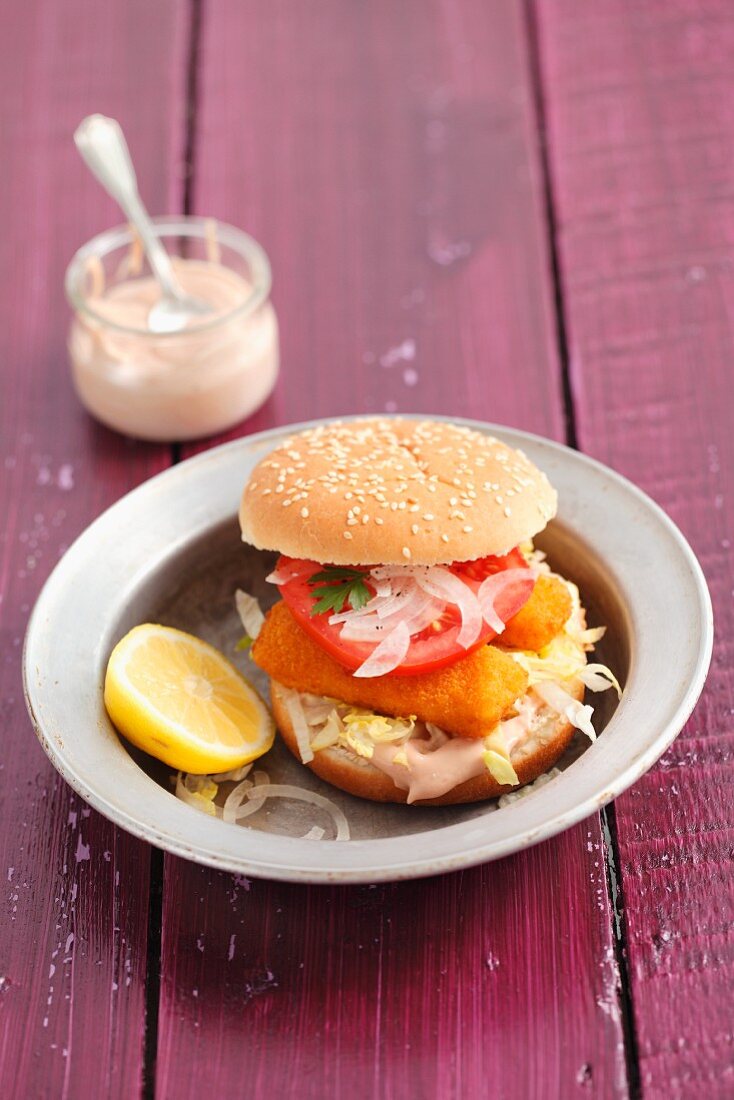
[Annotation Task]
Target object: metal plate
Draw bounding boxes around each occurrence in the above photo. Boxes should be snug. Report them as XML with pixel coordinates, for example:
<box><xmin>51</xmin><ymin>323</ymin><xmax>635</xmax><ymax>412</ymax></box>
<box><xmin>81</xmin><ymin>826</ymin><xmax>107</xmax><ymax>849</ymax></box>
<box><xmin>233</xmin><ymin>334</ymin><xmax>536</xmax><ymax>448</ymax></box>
<box><xmin>23</xmin><ymin>418</ymin><xmax>713</xmax><ymax>882</ymax></box>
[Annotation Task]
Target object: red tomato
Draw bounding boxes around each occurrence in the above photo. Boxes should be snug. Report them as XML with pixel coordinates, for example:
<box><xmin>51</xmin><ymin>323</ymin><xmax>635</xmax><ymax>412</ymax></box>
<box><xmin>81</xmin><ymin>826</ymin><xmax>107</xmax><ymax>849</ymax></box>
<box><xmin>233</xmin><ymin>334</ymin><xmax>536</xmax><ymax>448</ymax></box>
<box><xmin>274</xmin><ymin>550</ymin><xmax>535</xmax><ymax>676</ymax></box>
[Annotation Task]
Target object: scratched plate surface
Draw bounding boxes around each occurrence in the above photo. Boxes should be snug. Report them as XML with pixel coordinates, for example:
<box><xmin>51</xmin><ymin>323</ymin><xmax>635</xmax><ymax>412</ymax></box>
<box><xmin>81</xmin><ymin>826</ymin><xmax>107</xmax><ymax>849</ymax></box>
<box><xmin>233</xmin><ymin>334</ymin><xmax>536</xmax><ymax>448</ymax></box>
<box><xmin>23</xmin><ymin>418</ymin><xmax>711</xmax><ymax>882</ymax></box>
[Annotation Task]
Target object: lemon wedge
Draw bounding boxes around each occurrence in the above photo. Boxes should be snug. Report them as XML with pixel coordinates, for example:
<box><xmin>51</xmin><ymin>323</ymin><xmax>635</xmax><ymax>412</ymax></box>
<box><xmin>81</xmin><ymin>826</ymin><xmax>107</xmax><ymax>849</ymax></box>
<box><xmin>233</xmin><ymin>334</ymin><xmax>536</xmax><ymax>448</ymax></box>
<box><xmin>104</xmin><ymin>624</ymin><xmax>274</xmax><ymax>773</ymax></box>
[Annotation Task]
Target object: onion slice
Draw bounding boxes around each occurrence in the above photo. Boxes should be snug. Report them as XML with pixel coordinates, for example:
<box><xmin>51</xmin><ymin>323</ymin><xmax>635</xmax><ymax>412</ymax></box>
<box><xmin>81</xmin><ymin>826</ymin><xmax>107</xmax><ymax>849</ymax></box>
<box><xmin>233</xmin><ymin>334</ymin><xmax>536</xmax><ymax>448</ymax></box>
<box><xmin>222</xmin><ymin>777</ymin><xmax>254</xmax><ymax>823</ymax></box>
<box><xmin>232</xmin><ymin>770</ymin><xmax>271</xmax><ymax>821</ymax></box>
<box><xmin>237</xmin><ymin>784</ymin><xmax>351</xmax><ymax>840</ymax></box>
<box><xmin>477</xmin><ymin>568</ymin><xmax>533</xmax><ymax>634</ymax></box>
<box><xmin>280</xmin><ymin>687</ymin><xmax>314</xmax><ymax>762</ymax></box>
<box><xmin>352</xmin><ymin>621</ymin><xmax>411</xmax><ymax>678</ymax></box>
<box><xmin>235</xmin><ymin>589</ymin><xmax>265</xmax><ymax>639</ymax></box>
<box><xmin>413</xmin><ymin>567</ymin><xmax>483</xmax><ymax>649</ymax></box>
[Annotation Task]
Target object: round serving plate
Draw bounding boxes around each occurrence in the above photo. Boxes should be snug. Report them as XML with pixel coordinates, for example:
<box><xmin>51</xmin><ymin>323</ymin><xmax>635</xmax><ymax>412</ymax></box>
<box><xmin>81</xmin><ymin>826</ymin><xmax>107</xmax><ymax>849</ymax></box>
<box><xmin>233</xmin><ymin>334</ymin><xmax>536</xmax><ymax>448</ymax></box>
<box><xmin>23</xmin><ymin>417</ymin><xmax>713</xmax><ymax>883</ymax></box>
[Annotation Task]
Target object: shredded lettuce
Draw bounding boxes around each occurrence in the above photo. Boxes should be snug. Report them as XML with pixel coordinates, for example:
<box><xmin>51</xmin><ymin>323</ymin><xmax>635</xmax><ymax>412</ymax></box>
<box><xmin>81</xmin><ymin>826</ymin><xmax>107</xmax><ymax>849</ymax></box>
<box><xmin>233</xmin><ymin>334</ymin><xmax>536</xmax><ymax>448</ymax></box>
<box><xmin>481</xmin><ymin>724</ymin><xmax>519</xmax><ymax>785</ymax></box>
<box><xmin>341</xmin><ymin>710</ymin><xmax>416</xmax><ymax>759</ymax></box>
<box><xmin>482</xmin><ymin>749</ymin><xmax>519</xmax><ymax>786</ymax></box>
<box><xmin>175</xmin><ymin>772</ymin><xmax>219</xmax><ymax>815</ymax></box>
<box><xmin>310</xmin><ymin>710</ymin><xmax>342</xmax><ymax>751</ymax></box>
<box><xmin>579</xmin><ymin>663</ymin><xmax>622</xmax><ymax>698</ymax></box>
<box><xmin>511</xmin><ymin>631</ymin><xmax>589</xmax><ymax>684</ymax></box>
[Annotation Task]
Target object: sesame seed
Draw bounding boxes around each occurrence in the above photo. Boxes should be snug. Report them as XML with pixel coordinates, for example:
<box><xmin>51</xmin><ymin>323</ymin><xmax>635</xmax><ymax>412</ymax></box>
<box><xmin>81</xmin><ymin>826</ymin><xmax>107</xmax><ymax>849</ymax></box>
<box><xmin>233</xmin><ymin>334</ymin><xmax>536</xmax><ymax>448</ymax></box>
<box><xmin>283</xmin><ymin>500</ymin><xmax>292</xmax><ymax>507</ymax></box>
<box><xmin>262</xmin><ymin>488</ymin><xmax>271</xmax><ymax>496</ymax></box>
<box><xmin>347</xmin><ymin>517</ymin><xmax>358</xmax><ymax>526</ymax></box>
<box><xmin>504</xmin><ymin>506</ymin><xmax>512</xmax><ymax>517</ymax></box>
<box><xmin>344</xmin><ymin>531</ymin><xmax>353</xmax><ymax>539</ymax></box>
<box><xmin>402</xmin><ymin>546</ymin><xmax>411</xmax><ymax>559</ymax></box>
<box><xmin>423</xmin><ymin>513</ymin><xmax>434</xmax><ymax>521</ymax></box>
<box><xmin>450</xmin><ymin>497</ymin><xmax>458</xmax><ymax>506</ymax></box>
<box><xmin>441</xmin><ymin>534</ymin><xmax>449</xmax><ymax>543</ymax></box>
<box><xmin>411</xmin><ymin>524</ymin><xmax>420</xmax><ymax>535</ymax></box>
<box><xmin>300</xmin><ymin>507</ymin><xmax>309</xmax><ymax>518</ymax></box>
<box><xmin>375</xmin><ymin>517</ymin><xmax>384</xmax><ymax>525</ymax></box>
<box><xmin>463</xmin><ymin>525</ymin><xmax>473</xmax><ymax>533</ymax></box>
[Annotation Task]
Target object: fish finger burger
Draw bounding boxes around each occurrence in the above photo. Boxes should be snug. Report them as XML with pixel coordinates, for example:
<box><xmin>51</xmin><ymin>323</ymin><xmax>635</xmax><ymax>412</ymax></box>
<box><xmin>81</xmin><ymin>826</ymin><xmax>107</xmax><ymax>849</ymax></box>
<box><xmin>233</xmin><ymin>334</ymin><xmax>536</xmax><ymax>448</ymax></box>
<box><xmin>238</xmin><ymin>418</ymin><xmax>619</xmax><ymax>805</ymax></box>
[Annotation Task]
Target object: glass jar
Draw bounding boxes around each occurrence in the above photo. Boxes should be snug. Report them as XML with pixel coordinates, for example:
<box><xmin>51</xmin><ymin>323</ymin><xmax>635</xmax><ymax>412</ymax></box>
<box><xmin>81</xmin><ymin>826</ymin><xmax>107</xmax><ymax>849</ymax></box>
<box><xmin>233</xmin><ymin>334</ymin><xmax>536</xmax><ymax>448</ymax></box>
<box><xmin>65</xmin><ymin>216</ymin><xmax>279</xmax><ymax>441</ymax></box>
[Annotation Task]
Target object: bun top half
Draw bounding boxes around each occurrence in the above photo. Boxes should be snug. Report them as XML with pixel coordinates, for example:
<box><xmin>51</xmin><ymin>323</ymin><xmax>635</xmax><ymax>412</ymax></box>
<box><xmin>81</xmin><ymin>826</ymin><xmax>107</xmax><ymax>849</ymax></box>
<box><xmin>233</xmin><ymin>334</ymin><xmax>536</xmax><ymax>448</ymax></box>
<box><xmin>239</xmin><ymin>418</ymin><xmax>557</xmax><ymax>566</ymax></box>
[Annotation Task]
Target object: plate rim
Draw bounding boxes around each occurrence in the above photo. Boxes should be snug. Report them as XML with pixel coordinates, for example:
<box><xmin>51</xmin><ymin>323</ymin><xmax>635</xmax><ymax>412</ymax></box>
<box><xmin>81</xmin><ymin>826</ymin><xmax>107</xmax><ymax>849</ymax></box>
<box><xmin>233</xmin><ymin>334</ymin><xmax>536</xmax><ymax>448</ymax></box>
<box><xmin>23</xmin><ymin>415</ymin><xmax>714</xmax><ymax>883</ymax></box>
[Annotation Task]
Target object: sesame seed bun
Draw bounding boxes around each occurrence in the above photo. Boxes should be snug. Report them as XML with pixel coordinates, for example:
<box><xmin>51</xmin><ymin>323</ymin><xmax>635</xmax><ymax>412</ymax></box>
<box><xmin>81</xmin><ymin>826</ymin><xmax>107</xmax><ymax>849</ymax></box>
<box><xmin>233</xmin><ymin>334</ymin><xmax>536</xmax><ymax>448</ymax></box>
<box><xmin>239</xmin><ymin>418</ymin><xmax>557</xmax><ymax>566</ymax></box>
<box><xmin>270</xmin><ymin>679</ymin><xmax>583</xmax><ymax>806</ymax></box>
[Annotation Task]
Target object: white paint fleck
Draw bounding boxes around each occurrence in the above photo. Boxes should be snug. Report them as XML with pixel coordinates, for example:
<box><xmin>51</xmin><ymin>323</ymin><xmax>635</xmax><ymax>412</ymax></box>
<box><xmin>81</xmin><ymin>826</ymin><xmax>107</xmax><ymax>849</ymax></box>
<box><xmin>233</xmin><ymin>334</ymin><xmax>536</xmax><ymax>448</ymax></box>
<box><xmin>7</xmin><ymin>868</ymin><xmax>13</xmax><ymax>882</ymax></box>
<box><xmin>401</xmin><ymin>287</ymin><xmax>425</xmax><ymax>309</ymax></box>
<box><xmin>228</xmin><ymin>934</ymin><xmax>236</xmax><ymax>961</ymax></box>
<box><xmin>402</xmin><ymin>367</ymin><xmax>419</xmax><ymax>387</ymax></box>
<box><xmin>57</xmin><ymin>464</ymin><xmax>75</xmax><ymax>491</ymax></box>
<box><xmin>75</xmin><ymin>835</ymin><xmax>90</xmax><ymax>863</ymax></box>
<box><xmin>686</xmin><ymin>265</ymin><xmax>707</xmax><ymax>283</ymax></box>
<box><xmin>384</xmin><ymin>400</ymin><xmax>398</xmax><ymax>413</ymax></box>
<box><xmin>379</xmin><ymin>339</ymin><xmax>415</xmax><ymax>368</ymax></box>
<box><xmin>427</xmin><ymin>240</ymin><xmax>471</xmax><ymax>266</ymax></box>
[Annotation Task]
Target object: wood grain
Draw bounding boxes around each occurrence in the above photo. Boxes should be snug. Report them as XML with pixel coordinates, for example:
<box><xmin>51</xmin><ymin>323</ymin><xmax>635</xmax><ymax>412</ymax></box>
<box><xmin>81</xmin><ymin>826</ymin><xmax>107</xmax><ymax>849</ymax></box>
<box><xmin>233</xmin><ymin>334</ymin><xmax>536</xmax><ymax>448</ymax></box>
<box><xmin>0</xmin><ymin>1</ymin><xmax>186</xmax><ymax>1094</ymax></box>
<box><xmin>536</xmin><ymin>1</ymin><xmax>734</xmax><ymax>1095</ymax></box>
<box><xmin>160</xmin><ymin>3</ymin><xmax>628</xmax><ymax>1097</ymax></box>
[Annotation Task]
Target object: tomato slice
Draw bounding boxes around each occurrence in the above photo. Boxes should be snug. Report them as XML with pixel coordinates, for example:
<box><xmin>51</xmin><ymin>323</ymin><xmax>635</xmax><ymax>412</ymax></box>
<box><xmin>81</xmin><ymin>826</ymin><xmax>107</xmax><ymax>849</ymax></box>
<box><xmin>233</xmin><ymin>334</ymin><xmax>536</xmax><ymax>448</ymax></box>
<box><xmin>273</xmin><ymin>549</ymin><xmax>535</xmax><ymax>676</ymax></box>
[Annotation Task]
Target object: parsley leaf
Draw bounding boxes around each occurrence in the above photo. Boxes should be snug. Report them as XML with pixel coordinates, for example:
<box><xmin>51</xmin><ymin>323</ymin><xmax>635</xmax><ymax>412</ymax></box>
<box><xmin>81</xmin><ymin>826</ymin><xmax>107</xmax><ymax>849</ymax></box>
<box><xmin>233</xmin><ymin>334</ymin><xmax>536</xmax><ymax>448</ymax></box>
<box><xmin>235</xmin><ymin>635</ymin><xmax>253</xmax><ymax>651</ymax></box>
<box><xmin>309</xmin><ymin>567</ymin><xmax>371</xmax><ymax>617</ymax></box>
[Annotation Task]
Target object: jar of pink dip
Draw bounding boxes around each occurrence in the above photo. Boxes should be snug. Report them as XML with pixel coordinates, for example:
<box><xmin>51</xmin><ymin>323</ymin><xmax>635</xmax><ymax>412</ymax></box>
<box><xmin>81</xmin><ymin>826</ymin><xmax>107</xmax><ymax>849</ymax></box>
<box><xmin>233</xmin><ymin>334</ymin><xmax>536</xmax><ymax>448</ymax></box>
<box><xmin>65</xmin><ymin>216</ymin><xmax>279</xmax><ymax>441</ymax></box>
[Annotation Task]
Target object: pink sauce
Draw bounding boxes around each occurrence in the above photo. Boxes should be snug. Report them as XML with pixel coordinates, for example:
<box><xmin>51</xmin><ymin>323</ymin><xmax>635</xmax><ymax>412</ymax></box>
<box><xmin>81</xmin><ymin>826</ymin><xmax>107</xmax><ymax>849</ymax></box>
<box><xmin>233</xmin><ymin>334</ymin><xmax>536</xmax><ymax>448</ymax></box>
<box><xmin>369</xmin><ymin>694</ymin><xmax>542</xmax><ymax>802</ymax></box>
<box><xmin>372</xmin><ymin>738</ymin><xmax>485</xmax><ymax>803</ymax></box>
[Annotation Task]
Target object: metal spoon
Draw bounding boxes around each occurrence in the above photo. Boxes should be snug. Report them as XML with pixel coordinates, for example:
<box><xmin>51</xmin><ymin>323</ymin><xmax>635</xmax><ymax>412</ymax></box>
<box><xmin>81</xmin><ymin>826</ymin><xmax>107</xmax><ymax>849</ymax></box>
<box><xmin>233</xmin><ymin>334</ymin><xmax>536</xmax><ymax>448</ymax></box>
<box><xmin>74</xmin><ymin>114</ymin><xmax>212</xmax><ymax>334</ymax></box>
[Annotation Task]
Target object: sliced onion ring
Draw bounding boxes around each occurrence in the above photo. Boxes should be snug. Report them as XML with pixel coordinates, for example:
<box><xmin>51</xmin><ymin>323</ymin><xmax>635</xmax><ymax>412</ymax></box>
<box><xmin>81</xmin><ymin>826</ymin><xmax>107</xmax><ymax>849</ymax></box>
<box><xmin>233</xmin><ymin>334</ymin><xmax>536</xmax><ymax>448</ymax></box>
<box><xmin>280</xmin><ymin>687</ymin><xmax>314</xmax><ymax>763</ymax></box>
<box><xmin>352</xmin><ymin>621</ymin><xmax>411</xmax><ymax>678</ymax></box>
<box><xmin>235</xmin><ymin>589</ymin><xmax>265</xmax><ymax>640</ymax></box>
<box><xmin>236</xmin><ymin>784</ymin><xmax>350</xmax><ymax>841</ymax></box>
<box><xmin>413</xmin><ymin>566</ymin><xmax>483</xmax><ymax>648</ymax></box>
<box><xmin>477</xmin><ymin>568</ymin><xmax>533</xmax><ymax>634</ymax></box>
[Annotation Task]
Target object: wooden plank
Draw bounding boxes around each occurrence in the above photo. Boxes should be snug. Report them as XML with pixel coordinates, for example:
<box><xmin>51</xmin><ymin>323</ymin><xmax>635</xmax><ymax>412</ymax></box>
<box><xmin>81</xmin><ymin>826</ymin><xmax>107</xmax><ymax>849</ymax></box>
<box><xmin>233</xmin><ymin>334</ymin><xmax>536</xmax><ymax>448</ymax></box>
<box><xmin>0</xmin><ymin>1</ymin><xmax>187</xmax><ymax>1095</ymax></box>
<box><xmin>160</xmin><ymin>3</ymin><xmax>628</xmax><ymax>1096</ymax></box>
<box><xmin>536</xmin><ymin>1</ymin><xmax>734</xmax><ymax>1094</ymax></box>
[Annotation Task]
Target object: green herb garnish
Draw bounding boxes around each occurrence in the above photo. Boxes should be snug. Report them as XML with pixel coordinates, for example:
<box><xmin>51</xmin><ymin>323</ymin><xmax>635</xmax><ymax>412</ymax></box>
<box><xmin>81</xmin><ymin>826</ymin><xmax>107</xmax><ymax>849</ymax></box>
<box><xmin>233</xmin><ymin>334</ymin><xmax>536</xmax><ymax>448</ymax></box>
<box><xmin>235</xmin><ymin>635</ymin><xmax>253</xmax><ymax>651</ymax></box>
<box><xmin>309</xmin><ymin>567</ymin><xmax>371</xmax><ymax>617</ymax></box>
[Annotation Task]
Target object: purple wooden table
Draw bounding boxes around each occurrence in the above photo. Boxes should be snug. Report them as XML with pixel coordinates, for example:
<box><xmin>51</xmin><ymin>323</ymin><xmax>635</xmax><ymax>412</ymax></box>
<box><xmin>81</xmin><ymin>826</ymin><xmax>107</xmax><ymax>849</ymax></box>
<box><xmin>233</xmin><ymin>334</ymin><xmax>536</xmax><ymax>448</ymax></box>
<box><xmin>2</xmin><ymin>2</ymin><xmax>731</xmax><ymax>1096</ymax></box>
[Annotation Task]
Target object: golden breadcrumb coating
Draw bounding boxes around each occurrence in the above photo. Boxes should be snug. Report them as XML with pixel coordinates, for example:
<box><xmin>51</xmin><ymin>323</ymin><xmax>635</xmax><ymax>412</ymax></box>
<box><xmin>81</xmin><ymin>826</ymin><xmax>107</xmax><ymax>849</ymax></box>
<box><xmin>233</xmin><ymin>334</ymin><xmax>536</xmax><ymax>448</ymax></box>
<box><xmin>251</xmin><ymin>601</ymin><xmax>528</xmax><ymax>739</ymax></box>
<box><xmin>501</xmin><ymin>574</ymin><xmax>572</xmax><ymax>651</ymax></box>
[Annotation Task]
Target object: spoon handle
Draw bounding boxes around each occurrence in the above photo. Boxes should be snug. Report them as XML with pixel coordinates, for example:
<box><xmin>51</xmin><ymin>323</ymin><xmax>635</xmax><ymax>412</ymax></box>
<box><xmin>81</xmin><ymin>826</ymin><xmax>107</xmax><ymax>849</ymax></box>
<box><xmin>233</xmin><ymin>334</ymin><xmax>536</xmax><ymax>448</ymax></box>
<box><xmin>74</xmin><ymin>115</ymin><xmax>183</xmax><ymax>300</ymax></box>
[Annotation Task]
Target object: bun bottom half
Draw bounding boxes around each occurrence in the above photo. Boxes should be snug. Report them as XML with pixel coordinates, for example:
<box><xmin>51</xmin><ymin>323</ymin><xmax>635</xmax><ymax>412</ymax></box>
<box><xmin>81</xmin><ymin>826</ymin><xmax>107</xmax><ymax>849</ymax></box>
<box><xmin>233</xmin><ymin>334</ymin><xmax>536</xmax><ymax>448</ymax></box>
<box><xmin>270</xmin><ymin>679</ymin><xmax>583</xmax><ymax>807</ymax></box>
